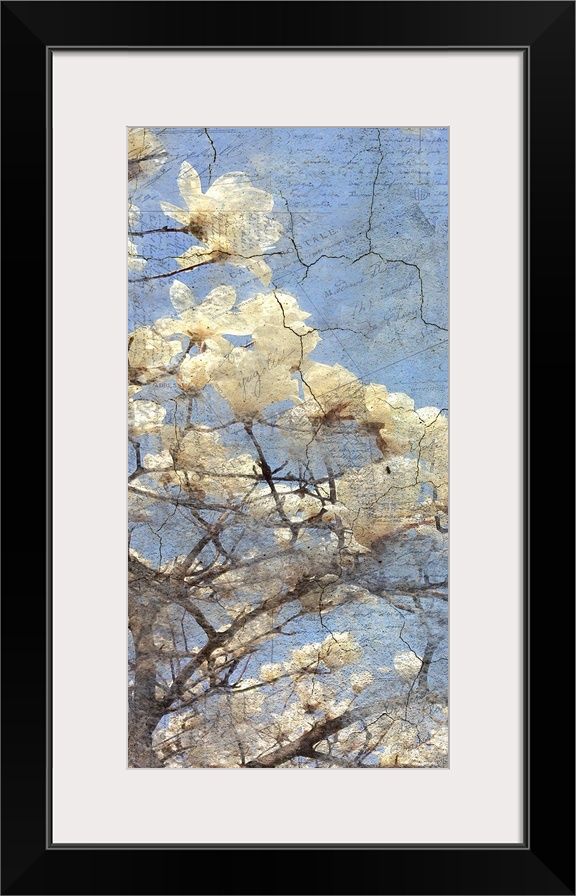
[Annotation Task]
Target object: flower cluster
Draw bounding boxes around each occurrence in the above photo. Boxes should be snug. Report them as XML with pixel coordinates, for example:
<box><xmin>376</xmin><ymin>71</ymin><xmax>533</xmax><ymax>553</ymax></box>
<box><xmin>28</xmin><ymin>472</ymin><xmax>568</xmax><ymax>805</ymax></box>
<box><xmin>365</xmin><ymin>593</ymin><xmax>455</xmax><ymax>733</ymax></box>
<box><xmin>161</xmin><ymin>162</ymin><xmax>283</xmax><ymax>285</ymax></box>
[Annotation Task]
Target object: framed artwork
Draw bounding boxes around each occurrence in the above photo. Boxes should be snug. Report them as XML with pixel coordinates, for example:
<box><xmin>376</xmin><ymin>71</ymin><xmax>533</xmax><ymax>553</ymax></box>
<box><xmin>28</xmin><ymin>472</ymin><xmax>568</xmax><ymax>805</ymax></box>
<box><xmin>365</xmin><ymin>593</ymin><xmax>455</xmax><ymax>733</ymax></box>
<box><xmin>2</xmin><ymin>2</ymin><xmax>574</xmax><ymax>894</ymax></box>
<box><xmin>126</xmin><ymin>123</ymin><xmax>450</xmax><ymax>773</ymax></box>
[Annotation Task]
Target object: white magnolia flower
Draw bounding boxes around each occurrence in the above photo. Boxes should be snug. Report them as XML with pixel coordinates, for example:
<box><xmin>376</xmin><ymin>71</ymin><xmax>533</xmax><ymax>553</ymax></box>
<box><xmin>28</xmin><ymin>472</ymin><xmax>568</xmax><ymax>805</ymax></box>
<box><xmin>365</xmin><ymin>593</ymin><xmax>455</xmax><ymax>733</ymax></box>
<box><xmin>159</xmin><ymin>425</ymin><xmax>228</xmax><ymax>472</ymax></box>
<box><xmin>143</xmin><ymin>427</ymin><xmax>256</xmax><ymax>502</ymax></box>
<box><xmin>288</xmin><ymin>642</ymin><xmax>322</xmax><ymax>671</ymax></box>
<box><xmin>234</xmin><ymin>290</ymin><xmax>312</xmax><ymax>334</ymax></box>
<box><xmin>359</xmin><ymin>390</ymin><xmax>447</xmax><ymax>465</ymax></box>
<box><xmin>237</xmin><ymin>291</ymin><xmax>319</xmax><ymax>366</ymax></box>
<box><xmin>160</xmin><ymin>162</ymin><xmax>283</xmax><ymax>285</ymax></box>
<box><xmin>154</xmin><ymin>280</ymin><xmax>247</xmax><ymax>345</ymax></box>
<box><xmin>200</xmin><ymin>338</ymin><xmax>300</xmax><ymax>420</ymax></box>
<box><xmin>175</xmin><ymin>352</ymin><xmax>212</xmax><ymax>393</ymax></box>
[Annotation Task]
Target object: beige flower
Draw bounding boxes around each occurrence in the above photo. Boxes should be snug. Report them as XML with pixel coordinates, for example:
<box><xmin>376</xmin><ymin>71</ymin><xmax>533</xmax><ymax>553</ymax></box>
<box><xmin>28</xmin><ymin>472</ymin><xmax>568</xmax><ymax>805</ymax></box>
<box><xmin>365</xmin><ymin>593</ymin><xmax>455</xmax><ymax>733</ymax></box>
<box><xmin>158</xmin><ymin>425</ymin><xmax>228</xmax><ymax>472</ymax></box>
<box><xmin>288</xmin><ymin>642</ymin><xmax>322</xmax><ymax>671</ymax></box>
<box><xmin>200</xmin><ymin>338</ymin><xmax>300</xmax><ymax>420</ymax></box>
<box><xmin>294</xmin><ymin>678</ymin><xmax>330</xmax><ymax>711</ymax></box>
<box><xmin>273</xmin><ymin>701</ymin><xmax>307</xmax><ymax>742</ymax></box>
<box><xmin>235</xmin><ymin>290</ymin><xmax>312</xmax><ymax>334</ymax></box>
<box><xmin>143</xmin><ymin>427</ymin><xmax>256</xmax><ymax>502</ymax></box>
<box><xmin>160</xmin><ymin>162</ymin><xmax>283</xmax><ymax>285</ymax></box>
<box><xmin>175</xmin><ymin>352</ymin><xmax>212</xmax><ymax>393</ymax></box>
<box><xmin>358</xmin><ymin>388</ymin><xmax>423</xmax><ymax>455</ymax></box>
<box><xmin>300</xmin><ymin>361</ymin><xmax>365</xmax><ymax>422</ymax></box>
<box><xmin>154</xmin><ymin>280</ymin><xmax>246</xmax><ymax>345</ymax></box>
<box><xmin>359</xmin><ymin>390</ymin><xmax>447</xmax><ymax>466</ymax></box>
<box><xmin>128</xmin><ymin>327</ymin><xmax>182</xmax><ymax>384</ymax></box>
<box><xmin>237</xmin><ymin>291</ymin><xmax>319</xmax><ymax>366</ymax></box>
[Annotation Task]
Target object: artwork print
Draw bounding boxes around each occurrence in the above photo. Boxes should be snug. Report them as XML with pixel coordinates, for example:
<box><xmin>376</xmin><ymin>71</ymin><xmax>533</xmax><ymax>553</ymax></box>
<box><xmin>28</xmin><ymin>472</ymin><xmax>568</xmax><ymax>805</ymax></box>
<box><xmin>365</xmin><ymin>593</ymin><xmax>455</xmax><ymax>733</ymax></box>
<box><xmin>128</xmin><ymin>127</ymin><xmax>448</xmax><ymax>769</ymax></box>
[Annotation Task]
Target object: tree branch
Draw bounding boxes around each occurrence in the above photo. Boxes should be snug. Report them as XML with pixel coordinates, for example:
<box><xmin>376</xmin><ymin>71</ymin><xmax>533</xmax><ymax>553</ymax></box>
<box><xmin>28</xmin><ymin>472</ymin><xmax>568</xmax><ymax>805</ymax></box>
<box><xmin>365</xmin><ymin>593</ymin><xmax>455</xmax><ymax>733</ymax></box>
<box><xmin>244</xmin><ymin>422</ymin><xmax>298</xmax><ymax>536</ymax></box>
<box><xmin>245</xmin><ymin>711</ymin><xmax>356</xmax><ymax>767</ymax></box>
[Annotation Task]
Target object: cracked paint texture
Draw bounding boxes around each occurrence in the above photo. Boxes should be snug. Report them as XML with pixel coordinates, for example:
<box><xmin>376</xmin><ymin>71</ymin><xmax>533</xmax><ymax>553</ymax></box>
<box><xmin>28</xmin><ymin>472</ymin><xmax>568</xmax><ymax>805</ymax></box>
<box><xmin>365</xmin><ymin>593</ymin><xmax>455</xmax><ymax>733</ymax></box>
<box><xmin>128</xmin><ymin>127</ymin><xmax>448</xmax><ymax>769</ymax></box>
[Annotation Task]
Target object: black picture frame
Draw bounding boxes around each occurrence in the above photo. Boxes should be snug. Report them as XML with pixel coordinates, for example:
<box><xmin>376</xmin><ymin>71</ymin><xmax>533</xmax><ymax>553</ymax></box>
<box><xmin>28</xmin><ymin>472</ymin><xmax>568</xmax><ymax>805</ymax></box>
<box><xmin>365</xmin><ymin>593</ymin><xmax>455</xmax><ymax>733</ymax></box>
<box><xmin>2</xmin><ymin>3</ymin><xmax>574</xmax><ymax>894</ymax></box>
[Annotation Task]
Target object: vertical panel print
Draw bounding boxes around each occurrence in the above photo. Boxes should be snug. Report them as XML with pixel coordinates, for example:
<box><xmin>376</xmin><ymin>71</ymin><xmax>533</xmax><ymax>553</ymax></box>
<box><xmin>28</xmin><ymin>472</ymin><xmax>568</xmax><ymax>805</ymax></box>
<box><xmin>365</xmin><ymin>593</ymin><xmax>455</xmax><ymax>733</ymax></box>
<box><xmin>128</xmin><ymin>127</ymin><xmax>448</xmax><ymax>769</ymax></box>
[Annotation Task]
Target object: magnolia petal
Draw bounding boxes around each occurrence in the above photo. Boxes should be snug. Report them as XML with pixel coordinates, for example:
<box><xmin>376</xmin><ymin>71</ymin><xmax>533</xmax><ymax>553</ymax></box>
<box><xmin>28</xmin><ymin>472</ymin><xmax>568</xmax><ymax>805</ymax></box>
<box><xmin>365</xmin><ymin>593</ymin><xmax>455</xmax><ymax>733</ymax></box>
<box><xmin>204</xmin><ymin>335</ymin><xmax>234</xmax><ymax>354</ymax></box>
<box><xmin>260</xmin><ymin>216</ymin><xmax>284</xmax><ymax>249</ymax></box>
<box><xmin>159</xmin><ymin>201</ymin><xmax>190</xmax><ymax>226</ymax></box>
<box><xmin>272</xmin><ymin>291</ymin><xmax>311</xmax><ymax>322</ymax></box>
<box><xmin>128</xmin><ymin>203</ymin><xmax>140</xmax><ymax>230</ymax></box>
<box><xmin>387</xmin><ymin>391</ymin><xmax>415</xmax><ymax>411</ymax></box>
<box><xmin>207</xmin><ymin>172</ymin><xmax>274</xmax><ymax>213</ymax></box>
<box><xmin>360</xmin><ymin>382</ymin><xmax>390</xmax><ymax>426</ymax></box>
<box><xmin>177</xmin><ymin>161</ymin><xmax>203</xmax><ymax>207</ymax></box>
<box><xmin>301</xmin><ymin>361</ymin><xmax>363</xmax><ymax>418</ymax></box>
<box><xmin>200</xmin><ymin>284</ymin><xmax>237</xmax><ymax>317</ymax></box>
<box><xmin>176</xmin><ymin>354</ymin><xmax>211</xmax><ymax>392</ymax></box>
<box><xmin>206</xmin><ymin>345</ymin><xmax>300</xmax><ymax>418</ymax></box>
<box><xmin>170</xmin><ymin>279</ymin><xmax>196</xmax><ymax>313</ymax></box>
<box><xmin>153</xmin><ymin>317</ymin><xmax>183</xmax><ymax>338</ymax></box>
